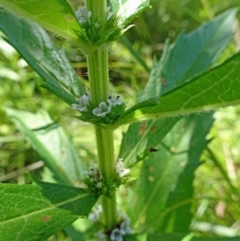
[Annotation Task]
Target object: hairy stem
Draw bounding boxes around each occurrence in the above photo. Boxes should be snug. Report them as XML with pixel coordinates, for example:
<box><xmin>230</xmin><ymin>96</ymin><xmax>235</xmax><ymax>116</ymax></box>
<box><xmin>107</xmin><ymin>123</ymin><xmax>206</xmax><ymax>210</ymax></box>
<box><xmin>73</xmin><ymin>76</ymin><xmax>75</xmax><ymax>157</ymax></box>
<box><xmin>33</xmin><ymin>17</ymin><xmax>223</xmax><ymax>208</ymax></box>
<box><xmin>86</xmin><ymin>0</ymin><xmax>118</xmax><ymax>230</ymax></box>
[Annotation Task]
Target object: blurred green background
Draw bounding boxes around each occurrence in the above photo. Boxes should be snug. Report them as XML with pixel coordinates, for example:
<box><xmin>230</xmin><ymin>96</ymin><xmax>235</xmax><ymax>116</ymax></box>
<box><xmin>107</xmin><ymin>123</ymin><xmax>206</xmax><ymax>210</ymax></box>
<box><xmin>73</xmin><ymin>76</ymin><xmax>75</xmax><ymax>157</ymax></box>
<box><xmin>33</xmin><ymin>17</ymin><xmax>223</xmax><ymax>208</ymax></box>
<box><xmin>1</xmin><ymin>0</ymin><xmax>240</xmax><ymax>239</ymax></box>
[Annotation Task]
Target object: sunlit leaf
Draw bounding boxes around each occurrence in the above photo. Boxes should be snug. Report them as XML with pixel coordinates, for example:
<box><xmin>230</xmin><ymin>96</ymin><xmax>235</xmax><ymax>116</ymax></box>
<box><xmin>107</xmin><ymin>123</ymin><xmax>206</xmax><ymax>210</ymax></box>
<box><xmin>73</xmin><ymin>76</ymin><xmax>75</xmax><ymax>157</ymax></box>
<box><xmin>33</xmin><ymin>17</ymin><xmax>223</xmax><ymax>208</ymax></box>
<box><xmin>0</xmin><ymin>0</ymin><xmax>94</xmax><ymax>54</ymax></box>
<box><xmin>116</xmin><ymin>53</ymin><xmax>240</xmax><ymax>126</ymax></box>
<box><xmin>0</xmin><ymin>180</ymin><xmax>98</xmax><ymax>241</ymax></box>
<box><xmin>114</xmin><ymin>8</ymin><xmax>238</xmax><ymax>127</ymax></box>
<box><xmin>0</xmin><ymin>8</ymin><xmax>85</xmax><ymax>105</ymax></box>
<box><xmin>160</xmin><ymin>8</ymin><xmax>237</xmax><ymax>94</ymax></box>
<box><xmin>111</xmin><ymin>0</ymin><xmax>150</xmax><ymax>27</ymax></box>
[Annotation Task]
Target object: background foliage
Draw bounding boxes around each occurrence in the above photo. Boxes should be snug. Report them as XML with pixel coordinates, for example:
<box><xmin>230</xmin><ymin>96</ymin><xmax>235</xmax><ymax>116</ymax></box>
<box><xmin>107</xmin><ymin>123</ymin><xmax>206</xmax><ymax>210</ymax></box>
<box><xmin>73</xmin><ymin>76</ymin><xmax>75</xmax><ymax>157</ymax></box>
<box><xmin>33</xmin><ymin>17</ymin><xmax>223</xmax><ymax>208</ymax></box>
<box><xmin>1</xmin><ymin>0</ymin><xmax>240</xmax><ymax>240</ymax></box>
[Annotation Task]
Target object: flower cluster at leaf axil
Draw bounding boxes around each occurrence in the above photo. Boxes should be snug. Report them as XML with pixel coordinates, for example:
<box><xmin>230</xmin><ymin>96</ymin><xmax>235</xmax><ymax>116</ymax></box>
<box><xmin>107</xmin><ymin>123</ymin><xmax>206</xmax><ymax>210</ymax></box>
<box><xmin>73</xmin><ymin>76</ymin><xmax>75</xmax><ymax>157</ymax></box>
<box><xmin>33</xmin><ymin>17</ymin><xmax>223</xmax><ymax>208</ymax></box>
<box><xmin>72</xmin><ymin>93</ymin><xmax>90</xmax><ymax>112</ymax></box>
<box><xmin>72</xmin><ymin>93</ymin><xmax>126</xmax><ymax>125</ymax></box>
<box><xmin>75</xmin><ymin>2</ymin><xmax>122</xmax><ymax>46</ymax></box>
<box><xmin>95</xmin><ymin>214</ymin><xmax>132</xmax><ymax>241</ymax></box>
<box><xmin>75</xmin><ymin>3</ymin><xmax>113</xmax><ymax>25</ymax></box>
<box><xmin>84</xmin><ymin>166</ymin><xmax>106</xmax><ymax>194</ymax></box>
<box><xmin>93</xmin><ymin>94</ymin><xmax>124</xmax><ymax>118</ymax></box>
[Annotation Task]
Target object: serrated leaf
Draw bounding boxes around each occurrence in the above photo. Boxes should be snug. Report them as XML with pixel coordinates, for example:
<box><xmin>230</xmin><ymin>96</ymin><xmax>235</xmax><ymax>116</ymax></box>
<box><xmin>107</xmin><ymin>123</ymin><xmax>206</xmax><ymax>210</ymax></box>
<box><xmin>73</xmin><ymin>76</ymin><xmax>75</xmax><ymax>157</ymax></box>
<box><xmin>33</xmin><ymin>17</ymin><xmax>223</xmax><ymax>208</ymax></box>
<box><xmin>147</xmin><ymin>233</ymin><xmax>240</xmax><ymax>241</ymax></box>
<box><xmin>138</xmin><ymin>58</ymin><xmax>162</xmax><ymax>102</ymax></box>
<box><xmin>132</xmin><ymin>114</ymin><xmax>213</xmax><ymax>232</ymax></box>
<box><xmin>0</xmin><ymin>8</ymin><xmax>85</xmax><ymax>105</ymax></box>
<box><xmin>0</xmin><ymin>181</ymin><xmax>98</xmax><ymax>241</ymax></box>
<box><xmin>114</xmin><ymin>8</ymin><xmax>238</xmax><ymax>127</ymax></box>
<box><xmin>115</xmin><ymin>53</ymin><xmax>240</xmax><ymax>126</ymax></box>
<box><xmin>119</xmin><ymin>117</ymin><xmax>179</xmax><ymax>167</ymax></box>
<box><xmin>6</xmin><ymin>108</ymin><xmax>86</xmax><ymax>185</ymax></box>
<box><xmin>160</xmin><ymin>8</ymin><xmax>237</xmax><ymax>94</ymax></box>
<box><xmin>0</xmin><ymin>0</ymin><xmax>94</xmax><ymax>54</ymax></box>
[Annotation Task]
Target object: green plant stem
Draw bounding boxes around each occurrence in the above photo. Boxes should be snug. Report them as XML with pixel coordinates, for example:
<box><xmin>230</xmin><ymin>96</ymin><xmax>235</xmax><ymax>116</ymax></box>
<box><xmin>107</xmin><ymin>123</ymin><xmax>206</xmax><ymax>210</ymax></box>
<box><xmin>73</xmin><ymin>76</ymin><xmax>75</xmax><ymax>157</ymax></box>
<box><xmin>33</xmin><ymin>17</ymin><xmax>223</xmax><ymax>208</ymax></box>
<box><xmin>95</xmin><ymin>127</ymin><xmax>117</xmax><ymax>229</ymax></box>
<box><xmin>86</xmin><ymin>0</ymin><xmax>118</xmax><ymax>230</ymax></box>
<box><xmin>87</xmin><ymin>51</ymin><xmax>118</xmax><ymax>229</ymax></box>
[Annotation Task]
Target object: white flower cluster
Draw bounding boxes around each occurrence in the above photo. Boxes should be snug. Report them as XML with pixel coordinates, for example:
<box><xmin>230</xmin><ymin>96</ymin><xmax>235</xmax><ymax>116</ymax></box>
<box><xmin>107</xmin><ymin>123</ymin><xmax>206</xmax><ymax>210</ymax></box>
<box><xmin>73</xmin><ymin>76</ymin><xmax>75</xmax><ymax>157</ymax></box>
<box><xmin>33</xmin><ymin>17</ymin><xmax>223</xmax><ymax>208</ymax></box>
<box><xmin>92</xmin><ymin>95</ymin><xmax>124</xmax><ymax>118</ymax></box>
<box><xmin>84</xmin><ymin>166</ymin><xmax>103</xmax><ymax>190</ymax></box>
<box><xmin>75</xmin><ymin>4</ymin><xmax>113</xmax><ymax>26</ymax></box>
<box><xmin>72</xmin><ymin>93</ymin><xmax>90</xmax><ymax>112</ymax></box>
<box><xmin>115</xmin><ymin>158</ymin><xmax>130</xmax><ymax>178</ymax></box>
<box><xmin>72</xmin><ymin>94</ymin><xmax>124</xmax><ymax>119</ymax></box>
<box><xmin>88</xmin><ymin>205</ymin><xmax>102</xmax><ymax>222</ymax></box>
<box><xmin>92</xmin><ymin>102</ymin><xmax>111</xmax><ymax>117</ymax></box>
<box><xmin>75</xmin><ymin>6</ymin><xmax>92</xmax><ymax>24</ymax></box>
<box><xmin>108</xmin><ymin>94</ymin><xmax>123</xmax><ymax>106</ymax></box>
<box><xmin>96</xmin><ymin>215</ymin><xmax>132</xmax><ymax>241</ymax></box>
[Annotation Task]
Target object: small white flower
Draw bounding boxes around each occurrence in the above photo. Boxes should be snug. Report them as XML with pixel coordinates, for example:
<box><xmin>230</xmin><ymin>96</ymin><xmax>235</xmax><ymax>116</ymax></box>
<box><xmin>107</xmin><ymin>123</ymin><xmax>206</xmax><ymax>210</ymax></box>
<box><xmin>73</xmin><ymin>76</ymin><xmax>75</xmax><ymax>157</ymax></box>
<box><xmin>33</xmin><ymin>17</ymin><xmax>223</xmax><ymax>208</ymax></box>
<box><xmin>96</xmin><ymin>181</ymin><xmax>103</xmax><ymax>189</ymax></box>
<box><xmin>80</xmin><ymin>93</ymin><xmax>90</xmax><ymax>105</ymax></box>
<box><xmin>110</xmin><ymin>228</ymin><xmax>123</xmax><ymax>241</ymax></box>
<box><xmin>108</xmin><ymin>95</ymin><xmax>123</xmax><ymax>106</ymax></box>
<box><xmin>72</xmin><ymin>103</ymin><xmax>87</xmax><ymax>112</ymax></box>
<box><xmin>88</xmin><ymin>166</ymin><xmax>98</xmax><ymax>176</ymax></box>
<box><xmin>120</xmin><ymin>218</ymin><xmax>131</xmax><ymax>235</ymax></box>
<box><xmin>88</xmin><ymin>205</ymin><xmax>102</xmax><ymax>222</ymax></box>
<box><xmin>95</xmin><ymin>230</ymin><xmax>106</xmax><ymax>241</ymax></box>
<box><xmin>95</xmin><ymin>22</ymin><xmax>100</xmax><ymax>28</ymax></box>
<box><xmin>75</xmin><ymin>6</ymin><xmax>92</xmax><ymax>24</ymax></box>
<box><xmin>72</xmin><ymin>93</ymin><xmax>90</xmax><ymax>112</ymax></box>
<box><xmin>115</xmin><ymin>159</ymin><xmax>130</xmax><ymax>178</ymax></box>
<box><xmin>84</xmin><ymin>166</ymin><xmax>102</xmax><ymax>182</ymax></box>
<box><xmin>118</xmin><ymin>168</ymin><xmax>130</xmax><ymax>178</ymax></box>
<box><xmin>92</xmin><ymin>102</ymin><xmax>111</xmax><ymax>117</ymax></box>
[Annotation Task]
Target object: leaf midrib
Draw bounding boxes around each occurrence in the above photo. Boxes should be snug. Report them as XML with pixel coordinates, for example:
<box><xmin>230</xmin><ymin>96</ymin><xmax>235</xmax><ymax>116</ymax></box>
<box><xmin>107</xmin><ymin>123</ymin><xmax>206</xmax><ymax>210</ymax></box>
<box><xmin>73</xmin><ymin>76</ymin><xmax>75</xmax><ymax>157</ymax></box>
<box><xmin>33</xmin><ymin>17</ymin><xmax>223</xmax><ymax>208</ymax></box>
<box><xmin>134</xmin><ymin>128</ymin><xmax>189</xmax><ymax>228</ymax></box>
<box><xmin>0</xmin><ymin>192</ymin><xmax>89</xmax><ymax>224</ymax></box>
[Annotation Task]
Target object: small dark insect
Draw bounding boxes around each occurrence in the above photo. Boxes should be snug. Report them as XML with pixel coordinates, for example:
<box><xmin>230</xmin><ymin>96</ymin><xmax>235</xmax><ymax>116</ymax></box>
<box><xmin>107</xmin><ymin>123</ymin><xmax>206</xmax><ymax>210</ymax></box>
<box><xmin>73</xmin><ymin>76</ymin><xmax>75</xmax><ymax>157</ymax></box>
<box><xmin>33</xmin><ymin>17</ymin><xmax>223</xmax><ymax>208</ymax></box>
<box><xmin>149</xmin><ymin>147</ymin><xmax>158</xmax><ymax>152</ymax></box>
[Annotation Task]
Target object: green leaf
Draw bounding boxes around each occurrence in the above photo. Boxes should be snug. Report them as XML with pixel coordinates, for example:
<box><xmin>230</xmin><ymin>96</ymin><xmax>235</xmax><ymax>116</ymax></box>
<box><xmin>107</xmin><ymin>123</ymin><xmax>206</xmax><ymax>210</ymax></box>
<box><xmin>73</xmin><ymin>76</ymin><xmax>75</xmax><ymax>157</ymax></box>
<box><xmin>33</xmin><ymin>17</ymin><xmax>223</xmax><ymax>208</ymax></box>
<box><xmin>64</xmin><ymin>225</ymin><xmax>85</xmax><ymax>241</ymax></box>
<box><xmin>139</xmin><ymin>54</ymin><xmax>168</xmax><ymax>102</ymax></box>
<box><xmin>132</xmin><ymin>114</ymin><xmax>214</xmax><ymax>232</ymax></box>
<box><xmin>114</xmin><ymin>8</ymin><xmax>238</xmax><ymax>127</ymax></box>
<box><xmin>116</xmin><ymin>53</ymin><xmax>240</xmax><ymax>126</ymax></box>
<box><xmin>147</xmin><ymin>233</ymin><xmax>187</xmax><ymax>241</ymax></box>
<box><xmin>0</xmin><ymin>1</ymin><xmax>94</xmax><ymax>54</ymax></box>
<box><xmin>0</xmin><ymin>8</ymin><xmax>85</xmax><ymax>105</ymax></box>
<box><xmin>119</xmin><ymin>117</ymin><xmax>180</xmax><ymax>167</ymax></box>
<box><xmin>6</xmin><ymin>108</ymin><xmax>86</xmax><ymax>185</ymax></box>
<box><xmin>160</xmin><ymin>8</ymin><xmax>238</xmax><ymax>94</ymax></box>
<box><xmin>0</xmin><ymin>180</ymin><xmax>98</xmax><ymax>241</ymax></box>
<box><xmin>147</xmin><ymin>233</ymin><xmax>240</xmax><ymax>241</ymax></box>
<box><xmin>116</xmin><ymin>0</ymin><xmax>151</xmax><ymax>27</ymax></box>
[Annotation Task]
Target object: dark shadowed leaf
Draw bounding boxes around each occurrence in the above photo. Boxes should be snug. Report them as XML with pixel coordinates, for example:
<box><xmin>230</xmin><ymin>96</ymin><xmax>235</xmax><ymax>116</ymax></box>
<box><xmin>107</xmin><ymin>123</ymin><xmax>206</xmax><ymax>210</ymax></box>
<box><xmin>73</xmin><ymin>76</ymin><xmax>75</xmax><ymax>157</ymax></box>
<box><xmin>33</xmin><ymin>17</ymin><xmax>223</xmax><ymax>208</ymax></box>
<box><xmin>119</xmin><ymin>117</ymin><xmax>180</xmax><ymax>167</ymax></box>
<box><xmin>132</xmin><ymin>113</ymin><xmax>214</xmax><ymax>233</ymax></box>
